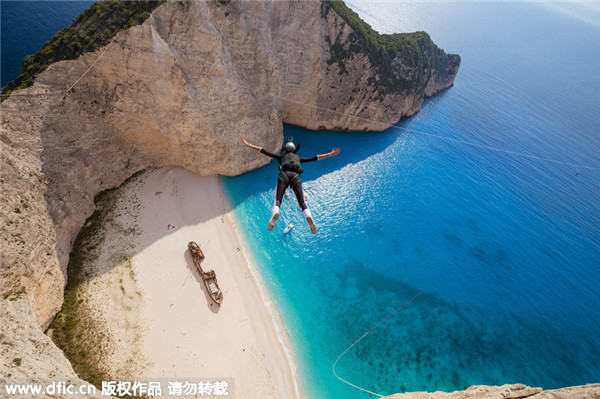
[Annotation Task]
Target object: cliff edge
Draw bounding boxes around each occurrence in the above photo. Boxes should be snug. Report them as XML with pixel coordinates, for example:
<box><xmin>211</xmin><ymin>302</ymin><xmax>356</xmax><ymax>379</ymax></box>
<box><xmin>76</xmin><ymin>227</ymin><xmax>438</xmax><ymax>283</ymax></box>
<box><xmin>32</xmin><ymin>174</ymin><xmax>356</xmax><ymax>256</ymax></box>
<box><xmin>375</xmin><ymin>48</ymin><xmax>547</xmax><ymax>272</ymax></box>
<box><xmin>385</xmin><ymin>383</ymin><xmax>600</xmax><ymax>399</ymax></box>
<box><xmin>1</xmin><ymin>0</ymin><xmax>461</xmax><ymax>392</ymax></box>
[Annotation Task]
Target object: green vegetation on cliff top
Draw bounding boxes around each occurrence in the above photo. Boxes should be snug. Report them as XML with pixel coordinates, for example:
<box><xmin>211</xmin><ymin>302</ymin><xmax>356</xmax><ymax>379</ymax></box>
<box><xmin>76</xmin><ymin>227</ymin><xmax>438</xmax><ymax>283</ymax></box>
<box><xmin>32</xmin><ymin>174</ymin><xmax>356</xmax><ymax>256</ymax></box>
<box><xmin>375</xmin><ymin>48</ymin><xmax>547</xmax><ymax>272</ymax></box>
<box><xmin>1</xmin><ymin>0</ymin><xmax>163</xmax><ymax>97</ymax></box>
<box><xmin>322</xmin><ymin>0</ymin><xmax>460</xmax><ymax>94</ymax></box>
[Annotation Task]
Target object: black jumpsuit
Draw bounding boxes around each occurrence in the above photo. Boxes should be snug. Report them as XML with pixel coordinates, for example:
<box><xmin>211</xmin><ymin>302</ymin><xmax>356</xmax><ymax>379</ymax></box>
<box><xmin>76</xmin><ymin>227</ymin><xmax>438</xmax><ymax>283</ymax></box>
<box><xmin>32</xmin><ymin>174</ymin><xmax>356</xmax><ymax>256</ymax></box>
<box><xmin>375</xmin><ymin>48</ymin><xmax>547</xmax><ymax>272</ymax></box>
<box><xmin>259</xmin><ymin>148</ymin><xmax>318</xmax><ymax>210</ymax></box>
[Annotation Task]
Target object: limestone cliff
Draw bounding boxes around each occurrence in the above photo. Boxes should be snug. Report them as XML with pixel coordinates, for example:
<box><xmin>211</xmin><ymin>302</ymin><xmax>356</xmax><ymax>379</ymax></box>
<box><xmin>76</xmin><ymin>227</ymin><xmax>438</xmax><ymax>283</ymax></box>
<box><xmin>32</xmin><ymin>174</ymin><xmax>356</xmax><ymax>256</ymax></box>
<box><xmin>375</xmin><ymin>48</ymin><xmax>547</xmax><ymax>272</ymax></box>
<box><xmin>0</xmin><ymin>0</ymin><xmax>462</xmax><ymax>391</ymax></box>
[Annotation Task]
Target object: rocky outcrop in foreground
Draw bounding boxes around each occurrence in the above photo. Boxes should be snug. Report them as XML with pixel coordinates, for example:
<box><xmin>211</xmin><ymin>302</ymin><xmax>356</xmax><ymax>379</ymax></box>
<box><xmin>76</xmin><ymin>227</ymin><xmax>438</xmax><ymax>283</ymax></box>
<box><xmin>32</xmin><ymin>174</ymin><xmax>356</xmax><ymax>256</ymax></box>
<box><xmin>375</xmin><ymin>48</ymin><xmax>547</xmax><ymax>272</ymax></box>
<box><xmin>385</xmin><ymin>383</ymin><xmax>600</xmax><ymax>399</ymax></box>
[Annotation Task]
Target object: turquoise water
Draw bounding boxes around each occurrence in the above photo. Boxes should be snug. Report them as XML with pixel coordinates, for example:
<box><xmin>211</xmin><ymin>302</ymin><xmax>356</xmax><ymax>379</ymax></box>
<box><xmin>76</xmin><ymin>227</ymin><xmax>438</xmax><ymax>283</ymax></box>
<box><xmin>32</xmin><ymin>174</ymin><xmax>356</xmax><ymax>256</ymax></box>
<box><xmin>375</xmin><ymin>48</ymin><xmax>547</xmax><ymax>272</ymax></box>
<box><xmin>3</xmin><ymin>2</ymin><xmax>599</xmax><ymax>398</ymax></box>
<box><xmin>222</xmin><ymin>2</ymin><xmax>600</xmax><ymax>398</ymax></box>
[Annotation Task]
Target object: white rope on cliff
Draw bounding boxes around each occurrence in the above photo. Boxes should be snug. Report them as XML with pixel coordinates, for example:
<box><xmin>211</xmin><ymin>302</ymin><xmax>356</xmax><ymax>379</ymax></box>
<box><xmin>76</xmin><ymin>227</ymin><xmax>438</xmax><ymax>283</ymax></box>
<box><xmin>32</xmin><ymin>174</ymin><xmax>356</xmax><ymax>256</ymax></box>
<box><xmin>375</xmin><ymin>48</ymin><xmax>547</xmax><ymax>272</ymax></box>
<box><xmin>3</xmin><ymin>12</ymin><xmax>119</xmax><ymax>100</ymax></box>
<box><xmin>65</xmin><ymin>36</ymin><xmax>119</xmax><ymax>94</ymax></box>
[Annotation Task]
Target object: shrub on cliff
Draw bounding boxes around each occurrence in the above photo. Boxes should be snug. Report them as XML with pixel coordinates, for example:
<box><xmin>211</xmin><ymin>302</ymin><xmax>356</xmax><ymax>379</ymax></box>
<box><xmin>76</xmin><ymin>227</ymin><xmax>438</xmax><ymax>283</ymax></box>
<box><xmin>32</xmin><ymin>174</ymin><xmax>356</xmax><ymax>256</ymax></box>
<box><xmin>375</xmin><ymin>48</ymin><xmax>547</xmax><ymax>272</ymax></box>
<box><xmin>1</xmin><ymin>0</ymin><xmax>164</xmax><ymax>97</ymax></box>
<box><xmin>322</xmin><ymin>0</ymin><xmax>460</xmax><ymax>95</ymax></box>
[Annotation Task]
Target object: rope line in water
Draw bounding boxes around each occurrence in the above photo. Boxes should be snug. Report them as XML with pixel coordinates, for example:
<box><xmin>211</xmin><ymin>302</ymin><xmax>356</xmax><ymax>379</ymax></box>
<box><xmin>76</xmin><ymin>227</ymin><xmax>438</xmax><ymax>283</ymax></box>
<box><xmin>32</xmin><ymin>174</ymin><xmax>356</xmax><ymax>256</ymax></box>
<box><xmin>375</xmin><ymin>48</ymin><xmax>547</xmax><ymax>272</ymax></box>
<box><xmin>331</xmin><ymin>183</ymin><xmax>561</xmax><ymax>397</ymax></box>
<box><xmin>331</xmin><ymin>289</ymin><xmax>428</xmax><ymax>398</ymax></box>
<box><xmin>323</xmin><ymin>9</ymin><xmax>598</xmax><ymax>395</ymax></box>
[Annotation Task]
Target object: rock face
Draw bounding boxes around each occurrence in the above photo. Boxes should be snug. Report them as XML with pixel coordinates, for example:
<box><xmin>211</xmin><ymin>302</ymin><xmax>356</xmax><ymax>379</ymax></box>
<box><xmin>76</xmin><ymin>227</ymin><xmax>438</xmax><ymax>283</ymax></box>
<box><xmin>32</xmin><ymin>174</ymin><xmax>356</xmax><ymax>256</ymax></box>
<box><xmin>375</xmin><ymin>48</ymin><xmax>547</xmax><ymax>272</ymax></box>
<box><xmin>0</xmin><ymin>0</ymin><xmax>460</xmax><ymax>391</ymax></box>
<box><xmin>0</xmin><ymin>298</ymin><xmax>104</xmax><ymax>398</ymax></box>
<box><xmin>384</xmin><ymin>383</ymin><xmax>600</xmax><ymax>399</ymax></box>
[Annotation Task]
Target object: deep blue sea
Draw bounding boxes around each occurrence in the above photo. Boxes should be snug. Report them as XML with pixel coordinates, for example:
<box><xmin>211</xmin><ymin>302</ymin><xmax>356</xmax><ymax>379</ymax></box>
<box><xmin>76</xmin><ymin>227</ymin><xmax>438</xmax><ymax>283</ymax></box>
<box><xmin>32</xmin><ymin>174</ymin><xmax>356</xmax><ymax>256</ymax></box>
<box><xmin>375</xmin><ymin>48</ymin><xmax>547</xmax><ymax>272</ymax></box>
<box><xmin>1</xmin><ymin>1</ymin><xmax>94</xmax><ymax>87</ymax></box>
<box><xmin>3</xmin><ymin>2</ymin><xmax>599</xmax><ymax>398</ymax></box>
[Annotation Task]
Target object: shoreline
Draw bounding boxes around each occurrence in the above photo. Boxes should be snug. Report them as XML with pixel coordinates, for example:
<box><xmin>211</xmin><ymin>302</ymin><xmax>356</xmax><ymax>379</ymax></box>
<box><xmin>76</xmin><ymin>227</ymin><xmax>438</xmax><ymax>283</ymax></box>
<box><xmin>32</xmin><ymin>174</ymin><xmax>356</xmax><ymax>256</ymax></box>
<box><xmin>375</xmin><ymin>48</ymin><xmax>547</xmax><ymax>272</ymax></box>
<box><xmin>129</xmin><ymin>167</ymin><xmax>300</xmax><ymax>398</ymax></box>
<box><xmin>216</xmin><ymin>176</ymin><xmax>302</xmax><ymax>399</ymax></box>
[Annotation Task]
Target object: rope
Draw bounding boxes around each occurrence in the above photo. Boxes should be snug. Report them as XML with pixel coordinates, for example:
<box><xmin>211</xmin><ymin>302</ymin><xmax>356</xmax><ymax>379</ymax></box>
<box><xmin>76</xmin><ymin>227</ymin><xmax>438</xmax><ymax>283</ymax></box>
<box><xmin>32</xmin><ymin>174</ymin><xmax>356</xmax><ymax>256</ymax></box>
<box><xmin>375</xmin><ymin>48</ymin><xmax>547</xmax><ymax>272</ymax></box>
<box><xmin>65</xmin><ymin>36</ymin><xmax>118</xmax><ymax>94</ymax></box>
<box><xmin>3</xmin><ymin>37</ymin><xmax>117</xmax><ymax>100</ymax></box>
<box><xmin>332</xmin><ymin>290</ymin><xmax>427</xmax><ymax>398</ymax></box>
<box><xmin>331</xmin><ymin>182</ymin><xmax>562</xmax><ymax>396</ymax></box>
<box><xmin>3</xmin><ymin>11</ymin><xmax>117</xmax><ymax>100</ymax></box>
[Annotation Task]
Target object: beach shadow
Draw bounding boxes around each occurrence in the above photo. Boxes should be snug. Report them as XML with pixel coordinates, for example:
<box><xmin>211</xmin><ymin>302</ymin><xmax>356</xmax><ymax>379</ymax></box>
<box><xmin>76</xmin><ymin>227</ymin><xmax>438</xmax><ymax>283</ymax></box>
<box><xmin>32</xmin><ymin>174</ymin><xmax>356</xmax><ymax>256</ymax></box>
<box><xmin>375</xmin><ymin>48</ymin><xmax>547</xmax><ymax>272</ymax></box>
<box><xmin>55</xmin><ymin>165</ymin><xmax>238</xmax><ymax>285</ymax></box>
<box><xmin>184</xmin><ymin>249</ymin><xmax>221</xmax><ymax>314</ymax></box>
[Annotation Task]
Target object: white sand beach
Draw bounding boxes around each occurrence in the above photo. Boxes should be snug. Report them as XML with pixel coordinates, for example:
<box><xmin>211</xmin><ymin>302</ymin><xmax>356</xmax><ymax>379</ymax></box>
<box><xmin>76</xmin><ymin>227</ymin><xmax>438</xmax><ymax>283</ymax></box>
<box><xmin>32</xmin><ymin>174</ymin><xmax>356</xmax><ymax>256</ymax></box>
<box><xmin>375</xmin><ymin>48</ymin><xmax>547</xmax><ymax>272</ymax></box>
<box><xmin>88</xmin><ymin>166</ymin><xmax>299</xmax><ymax>398</ymax></box>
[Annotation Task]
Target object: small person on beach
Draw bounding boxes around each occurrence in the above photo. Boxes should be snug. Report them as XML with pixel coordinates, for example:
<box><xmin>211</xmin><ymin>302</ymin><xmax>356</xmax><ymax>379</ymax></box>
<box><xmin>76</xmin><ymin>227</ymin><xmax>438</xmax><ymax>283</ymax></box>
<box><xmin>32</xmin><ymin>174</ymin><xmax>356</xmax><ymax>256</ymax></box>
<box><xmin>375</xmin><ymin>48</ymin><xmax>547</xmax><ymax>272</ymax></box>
<box><xmin>241</xmin><ymin>135</ymin><xmax>340</xmax><ymax>234</ymax></box>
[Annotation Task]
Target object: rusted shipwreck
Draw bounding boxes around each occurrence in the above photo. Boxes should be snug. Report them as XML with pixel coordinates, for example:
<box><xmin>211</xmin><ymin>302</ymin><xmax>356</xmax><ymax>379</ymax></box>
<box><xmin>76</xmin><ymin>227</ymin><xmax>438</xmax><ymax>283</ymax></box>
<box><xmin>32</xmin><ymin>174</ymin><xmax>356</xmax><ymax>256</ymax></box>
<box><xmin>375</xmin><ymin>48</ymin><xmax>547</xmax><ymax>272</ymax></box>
<box><xmin>188</xmin><ymin>241</ymin><xmax>223</xmax><ymax>306</ymax></box>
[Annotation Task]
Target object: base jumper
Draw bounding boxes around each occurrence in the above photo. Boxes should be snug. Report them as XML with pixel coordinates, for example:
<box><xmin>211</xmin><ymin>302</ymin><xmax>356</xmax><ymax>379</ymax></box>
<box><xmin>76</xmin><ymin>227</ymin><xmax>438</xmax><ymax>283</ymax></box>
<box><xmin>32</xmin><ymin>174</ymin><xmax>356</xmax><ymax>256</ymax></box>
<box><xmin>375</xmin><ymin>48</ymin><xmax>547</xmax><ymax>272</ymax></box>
<box><xmin>241</xmin><ymin>136</ymin><xmax>340</xmax><ymax>234</ymax></box>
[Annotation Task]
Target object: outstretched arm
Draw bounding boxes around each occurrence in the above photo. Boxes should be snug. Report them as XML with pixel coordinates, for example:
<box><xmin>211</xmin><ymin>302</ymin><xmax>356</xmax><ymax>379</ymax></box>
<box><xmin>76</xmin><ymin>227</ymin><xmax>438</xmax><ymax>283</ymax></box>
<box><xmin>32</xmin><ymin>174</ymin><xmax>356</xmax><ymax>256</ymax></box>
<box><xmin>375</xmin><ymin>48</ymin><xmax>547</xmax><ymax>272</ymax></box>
<box><xmin>240</xmin><ymin>135</ymin><xmax>262</xmax><ymax>153</ymax></box>
<box><xmin>317</xmin><ymin>147</ymin><xmax>341</xmax><ymax>160</ymax></box>
<box><xmin>300</xmin><ymin>147</ymin><xmax>340</xmax><ymax>163</ymax></box>
<box><xmin>241</xmin><ymin>135</ymin><xmax>281</xmax><ymax>160</ymax></box>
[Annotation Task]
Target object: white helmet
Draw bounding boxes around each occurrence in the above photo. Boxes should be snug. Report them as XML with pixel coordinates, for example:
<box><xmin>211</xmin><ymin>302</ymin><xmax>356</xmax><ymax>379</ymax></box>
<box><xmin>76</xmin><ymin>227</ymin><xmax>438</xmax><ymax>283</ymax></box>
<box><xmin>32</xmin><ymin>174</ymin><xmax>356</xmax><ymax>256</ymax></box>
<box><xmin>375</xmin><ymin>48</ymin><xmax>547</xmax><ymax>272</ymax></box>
<box><xmin>283</xmin><ymin>141</ymin><xmax>296</xmax><ymax>153</ymax></box>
